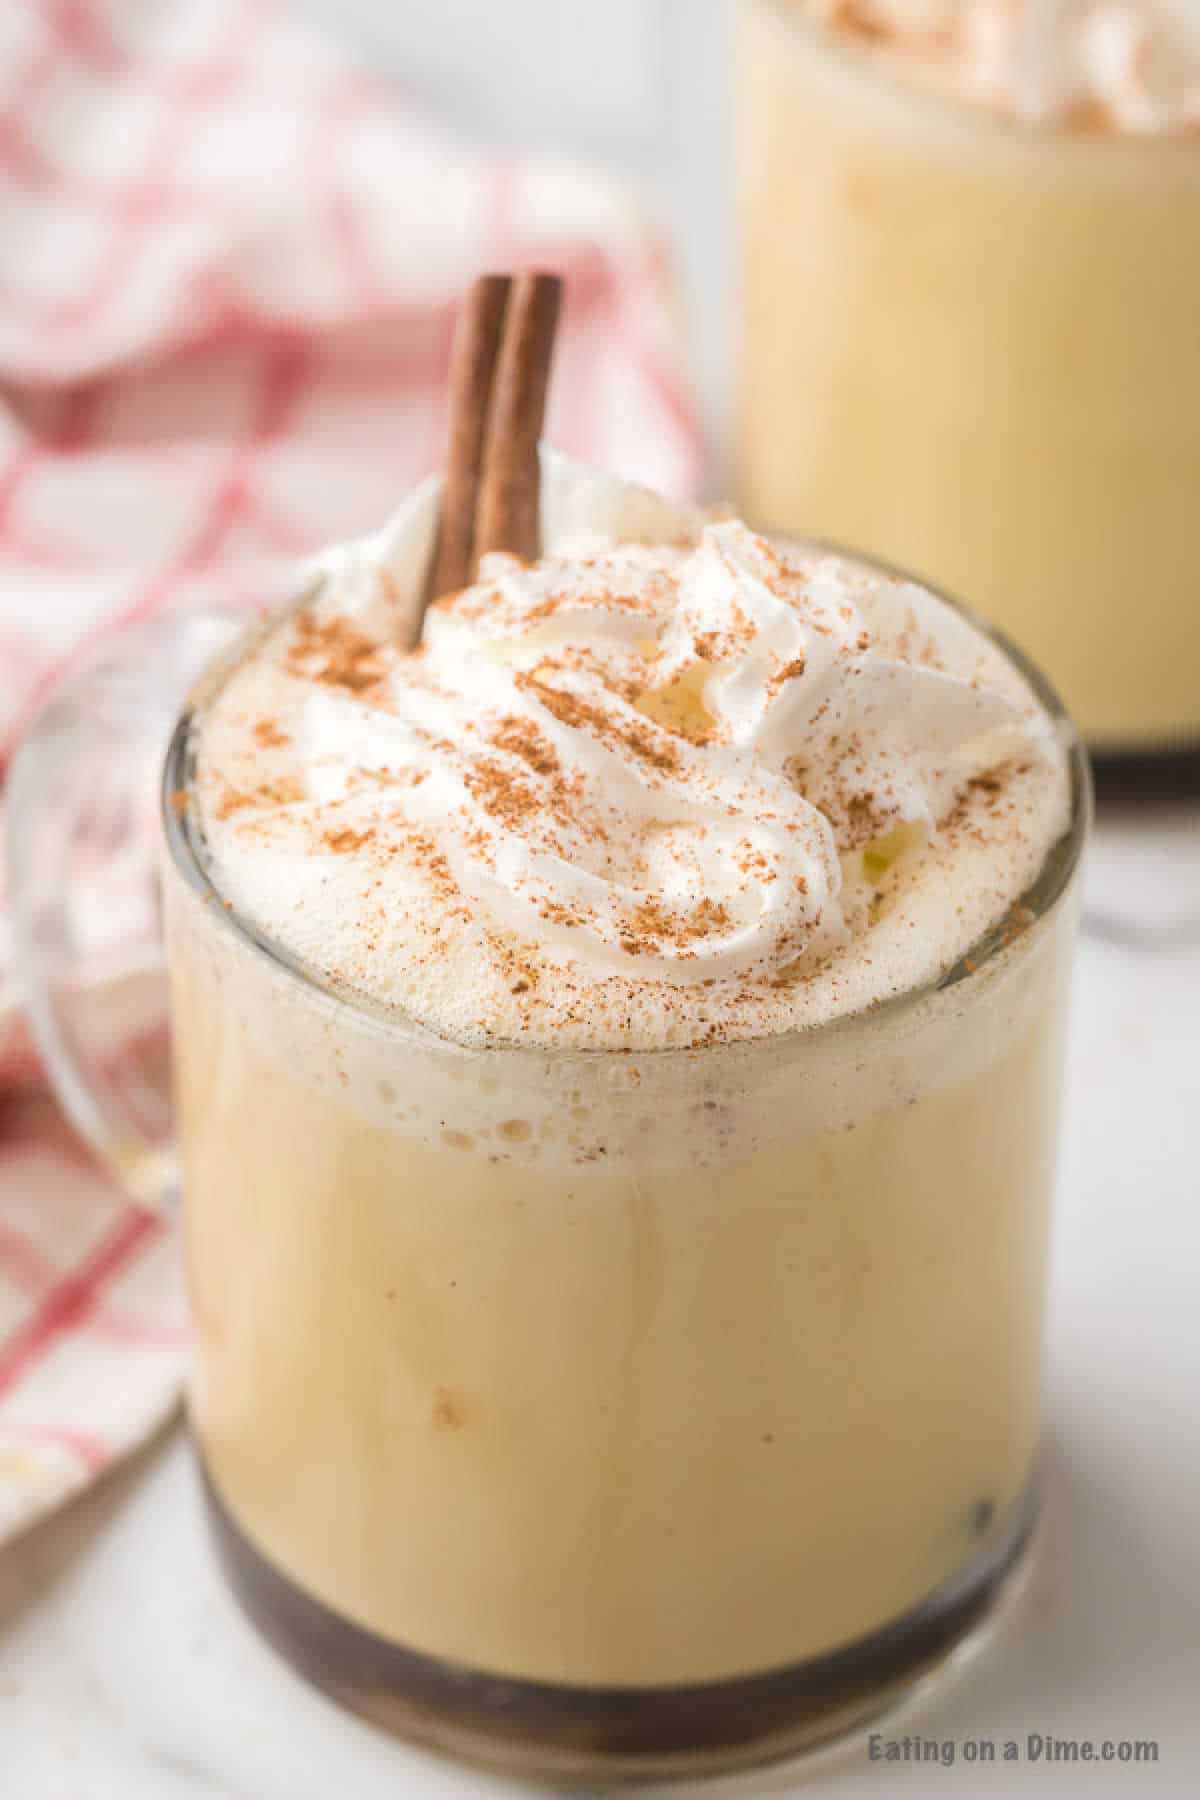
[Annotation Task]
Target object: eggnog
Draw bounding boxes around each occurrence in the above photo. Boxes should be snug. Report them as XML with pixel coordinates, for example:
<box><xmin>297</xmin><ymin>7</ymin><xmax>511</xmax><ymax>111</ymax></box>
<box><xmin>166</xmin><ymin>459</ymin><xmax>1082</xmax><ymax>1778</ymax></box>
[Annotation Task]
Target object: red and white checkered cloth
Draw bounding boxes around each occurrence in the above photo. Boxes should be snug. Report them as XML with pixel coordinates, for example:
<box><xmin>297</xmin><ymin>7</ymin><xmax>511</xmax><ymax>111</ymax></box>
<box><xmin>0</xmin><ymin>0</ymin><xmax>701</xmax><ymax>1542</ymax></box>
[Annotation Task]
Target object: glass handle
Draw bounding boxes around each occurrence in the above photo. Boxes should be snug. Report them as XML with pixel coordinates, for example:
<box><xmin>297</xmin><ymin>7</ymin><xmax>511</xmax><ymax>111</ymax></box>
<box><xmin>4</xmin><ymin>609</ymin><xmax>247</xmax><ymax>1207</ymax></box>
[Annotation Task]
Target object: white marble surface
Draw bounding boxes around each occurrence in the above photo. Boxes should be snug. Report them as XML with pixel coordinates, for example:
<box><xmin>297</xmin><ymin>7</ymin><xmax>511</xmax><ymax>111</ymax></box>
<box><xmin>1</xmin><ymin>811</ymin><xmax>1199</xmax><ymax>1796</ymax></box>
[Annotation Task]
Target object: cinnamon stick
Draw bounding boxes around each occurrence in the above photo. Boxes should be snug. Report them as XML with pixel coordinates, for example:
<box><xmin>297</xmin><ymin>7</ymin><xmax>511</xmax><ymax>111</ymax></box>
<box><xmin>474</xmin><ymin>271</ymin><xmax>563</xmax><ymax>564</ymax></box>
<box><xmin>427</xmin><ymin>274</ymin><xmax>512</xmax><ymax>603</ymax></box>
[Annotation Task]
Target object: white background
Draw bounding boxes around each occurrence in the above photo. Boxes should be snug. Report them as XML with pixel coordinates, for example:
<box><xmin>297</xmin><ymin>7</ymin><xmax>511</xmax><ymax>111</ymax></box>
<box><xmin>297</xmin><ymin>0</ymin><xmax>735</xmax><ymax>464</ymax></box>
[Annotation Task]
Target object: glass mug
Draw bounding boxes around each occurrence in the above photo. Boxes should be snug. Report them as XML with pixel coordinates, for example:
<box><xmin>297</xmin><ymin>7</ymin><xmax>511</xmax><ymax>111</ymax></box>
<box><xmin>6</xmin><ymin>555</ymin><xmax>1088</xmax><ymax>1784</ymax></box>
<box><xmin>738</xmin><ymin>0</ymin><xmax>1200</xmax><ymax>800</ymax></box>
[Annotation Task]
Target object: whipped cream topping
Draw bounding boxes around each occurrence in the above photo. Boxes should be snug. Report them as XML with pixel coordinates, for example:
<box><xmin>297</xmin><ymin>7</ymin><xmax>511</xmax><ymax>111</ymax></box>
<box><xmin>191</xmin><ymin>456</ymin><xmax>1072</xmax><ymax>1050</ymax></box>
<box><xmin>809</xmin><ymin>0</ymin><xmax>1200</xmax><ymax>133</ymax></box>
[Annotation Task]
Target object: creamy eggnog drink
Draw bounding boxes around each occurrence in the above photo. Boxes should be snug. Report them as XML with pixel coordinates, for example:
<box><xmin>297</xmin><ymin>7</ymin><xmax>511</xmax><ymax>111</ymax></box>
<box><xmin>739</xmin><ymin>0</ymin><xmax>1200</xmax><ymax>790</ymax></box>
<box><xmin>164</xmin><ymin>455</ymin><xmax>1083</xmax><ymax>1779</ymax></box>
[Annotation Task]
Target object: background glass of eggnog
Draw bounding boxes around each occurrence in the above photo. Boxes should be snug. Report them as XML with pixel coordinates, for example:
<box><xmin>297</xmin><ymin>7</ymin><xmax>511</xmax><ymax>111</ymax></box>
<box><xmin>139</xmin><ymin>574</ymin><xmax>1082</xmax><ymax>1782</ymax></box>
<box><xmin>738</xmin><ymin>0</ymin><xmax>1200</xmax><ymax>794</ymax></box>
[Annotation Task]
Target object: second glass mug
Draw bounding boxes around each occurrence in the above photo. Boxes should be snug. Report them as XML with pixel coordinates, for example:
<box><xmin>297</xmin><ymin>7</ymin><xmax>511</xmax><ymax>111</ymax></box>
<box><xmin>737</xmin><ymin>0</ymin><xmax>1200</xmax><ymax>797</ymax></box>
<box><xmin>6</xmin><ymin>550</ymin><xmax>1088</xmax><ymax>1784</ymax></box>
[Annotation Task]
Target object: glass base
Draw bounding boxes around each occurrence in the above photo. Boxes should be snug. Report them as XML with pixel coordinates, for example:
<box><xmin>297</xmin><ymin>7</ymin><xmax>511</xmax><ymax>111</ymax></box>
<box><xmin>201</xmin><ymin>1460</ymin><xmax>1040</xmax><ymax>1785</ymax></box>
<box><xmin>1090</xmin><ymin>740</ymin><xmax>1200</xmax><ymax>806</ymax></box>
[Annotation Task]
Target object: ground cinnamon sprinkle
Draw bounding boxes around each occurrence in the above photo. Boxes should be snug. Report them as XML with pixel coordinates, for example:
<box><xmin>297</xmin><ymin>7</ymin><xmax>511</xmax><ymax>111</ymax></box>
<box><xmin>464</xmin><ymin>757</ymin><xmax>541</xmax><ymax>831</ymax></box>
<box><xmin>214</xmin><ymin>787</ymin><xmax>252</xmax><ymax>820</ymax></box>
<box><xmin>767</xmin><ymin>654</ymin><xmax>807</xmax><ymax>695</ymax></box>
<box><xmin>588</xmin><ymin>652</ymin><xmax>645</xmax><ymax>707</ymax></box>
<box><xmin>252</xmin><ymin>718</ymin><xmax>291</xmax><ymax>748</ymax></box>
<box><xmin>404</xmin><ymin>830</ymin><xmax>468</xmax><ymax>919</ymax></box>
<box><xmin>324</xmin><ymin>826</ymin><xmax>375</xmax><ymax>853</ymax></box>
<box><xmin>523</xmin><ymin>585</ymin><xmax>661</xmax><ymax>626</ymax></box>
<box><xmin>539</xmin><ymin>897</ymin><xmax>586</xmax><ymax>929</ymax></box>
<box><xmin>519</xmin><ymin>667</ymin><xmax>680</xmax><ymax>774</ymax></box>
<box><xmin>620</xmin><ymin>895</ymin><xmax>733</xmax><ymax>957</ymax></box>
<box><xmin>465</xmin><ymin>738</ymin><xmax>585</xmax><ymax>837</ymax></box>
<box><xmin>737</xmin><ymin>845</ymin><xmax>777</xmax><ymax>881</ymax></box>
<box><xmin>287</xmin><ymin>611</ymin><xmax>387</xmax><ymax>695</ymax></box>
<box><xmin>489</xmin><ymin>714</ymin><xmax>560</xmax><ymax>776</ymax></box>
<box><xmin>215</xmin><ymin>775</ymin><xmax>303</xmax><ymax>818</ymax></box>
<box><xmin>692</xmin><ymin>596</ymin><xmax>754</xmax><ymax>666</ymax></box>
<box><xmin>944</xmin><ymin>765</ymin><xmax>1017</xmax><ymax>833</ymax></box>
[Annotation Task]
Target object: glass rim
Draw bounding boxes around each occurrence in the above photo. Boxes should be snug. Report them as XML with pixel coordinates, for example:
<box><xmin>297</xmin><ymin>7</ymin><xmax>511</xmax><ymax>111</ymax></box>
<box><xmin>162</xmin><ymin>542</ymin><xmax>1091</xmax><ymax>1062</ymax></box>
<box><xmin>748</xmin><ymin>0</ymin><xmax>1200</xmax><ymax>162</ymax></box>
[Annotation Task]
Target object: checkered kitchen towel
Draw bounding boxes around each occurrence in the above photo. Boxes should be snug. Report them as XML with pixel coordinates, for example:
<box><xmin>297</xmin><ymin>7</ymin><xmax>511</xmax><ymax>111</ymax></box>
<box><xmin>0</xmin><ymin>0</ymin><xmax>701</xmax><ymax>1542</ymax></box>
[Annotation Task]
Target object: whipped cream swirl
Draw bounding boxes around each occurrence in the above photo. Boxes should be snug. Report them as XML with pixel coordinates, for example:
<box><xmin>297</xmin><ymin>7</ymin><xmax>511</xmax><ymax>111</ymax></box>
<box><xmin>193</xmin><ymin>458</ymin><xmax>1070</xmax><ymax>1048</ymax></box>
<box><xmin>298</xmin><ymin>525</ymin><xmax>1026</xmax><ymax>987</ymax></box>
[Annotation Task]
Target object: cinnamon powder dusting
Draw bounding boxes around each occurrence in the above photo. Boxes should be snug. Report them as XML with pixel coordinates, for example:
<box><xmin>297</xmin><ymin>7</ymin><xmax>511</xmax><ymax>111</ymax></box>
<box><xmin>253</xmin><ymin>718</ymin><xmax>291</xmax><ymax>748</ymax></box>
<box><xmin>287</xmin><ymin>611</ymin><xmax>388</xmax><ymax>695</ymax></box>
<box><xmin>518</xmin><ymin>668</ymin><xmax>680</xmax><ymax>774</ymax></box>
<box><xmin>620</xmin><ymin>896</ymin><xmax>733</xmax><ymax>958</ymax></box>
<box><xmin>215</xmin><ymin>775</ymin><xmax>303</xmax><ymax>819</ymax></box>
<box><xmin>767</xmin><ymin>655</ymin><xmax>807</xmax><ymax>696</ymax></box>
<box><xmin>463</xmin><ymin>759</ymin><xmax>542</xmax><ymax>832</ymax></box>
<box><xmin>489</xmin><ymin>715</ymin><xmax>560</xmax><ymax>776</ymax></box>
<box><xmin>324</xmin><ymin>826</ymin><xmax>375</xmax><ymax>853</ymax></box>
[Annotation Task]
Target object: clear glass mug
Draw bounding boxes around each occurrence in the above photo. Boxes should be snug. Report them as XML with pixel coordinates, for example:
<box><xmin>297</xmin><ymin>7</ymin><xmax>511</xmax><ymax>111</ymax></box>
<box><xmin>738</xmin><ymin>0</ymin><xmax>1200</xmax><ymax>799</ymax></box>
<box><xmin>6</xmin><ymin>560</ymin><xmax>1088</xmax><ymax>1784</ymax></box>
